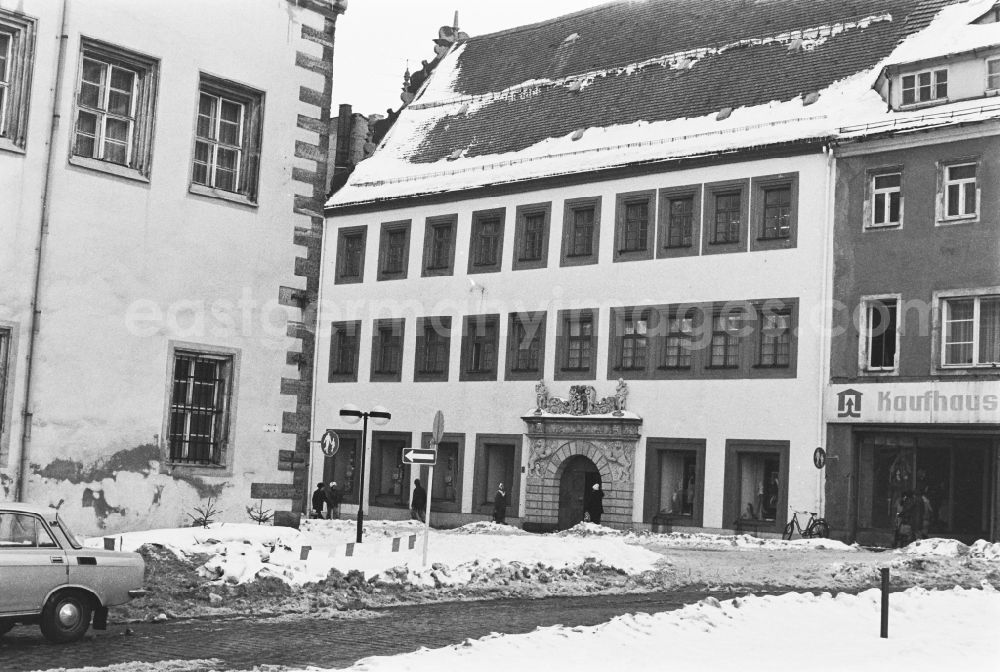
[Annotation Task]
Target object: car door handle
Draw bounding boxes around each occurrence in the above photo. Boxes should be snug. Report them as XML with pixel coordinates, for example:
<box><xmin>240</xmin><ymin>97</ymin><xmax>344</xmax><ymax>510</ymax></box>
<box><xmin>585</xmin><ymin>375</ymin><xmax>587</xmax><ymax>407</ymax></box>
<box><xmin>50</xmin><ymin>556</ymin><xmax>64</xmax><ymax>564</ymax></box>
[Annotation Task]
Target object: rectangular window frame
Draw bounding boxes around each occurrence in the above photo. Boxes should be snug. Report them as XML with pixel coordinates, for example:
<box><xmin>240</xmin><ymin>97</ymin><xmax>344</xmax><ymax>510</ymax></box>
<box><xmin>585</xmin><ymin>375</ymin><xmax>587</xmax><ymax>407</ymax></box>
<box><xmin>608</xmin><ymin>307</ymin><xmax>653</xmax><ymax>379</ymax></box>
<box><xmin>334</xmin><ymin>225</ymin><xmax>367</xmax><ymax>285</ymax></box>
<box><xmin>422</xmin><ymin>214</ymin><xmax>457</xmax><ymax>277</ymax></box>
<box><xmin>937</xmin><ymin>159</ymin><xmax>980</xmax><ymax>224</ymax></box>
<box><xmin>473</xmin><ymin>434</ymin><xmax>522</xmax><ymax>518</ymax></box>
<box><xmin>723</xmin><ymin>440</ymin><xmax>789</xmax><ymax>534</ymax></box>
<box><xmin>328</xmin><ymin>320</ymin><xmax>361</xmax><ymax>383</ymax></box>
<box><xmin>702</xmin><ymin>179</ymin><xmax>749</xmax><ymax>255</ymax></box>
<box><xmin>506</xmin><ymin>311</ymin><xmax>547</xmax><ymax>381</ymax></box>
<box><xmin>377</xmin><ymin>219</ymin><xmax>411</xmax><ymax>281</ymax></box>
<box><xmin>900</xmin><ymin>68</ymin><xmax>948</xmax><ymax>106</ymax></box>
<box><xmin>858</xmin><ymin>294</ymin><xmax>901</xmax><ymax>375</ymax></box>
<box><xmin>513</xmin><ymin>202</ymin><xmax>551</xmax><ymax>271</ymax></box>
<box><xmin>988</xmin><ymin>58</ymin><xmax>1000</xmax><ymax>92</ymax></box>
<box><xmin>370</xmin><ymin>318</ymin><xmax>405</xmax><ymax>382</ymax></box>
<box><xmin>657</xmin><ymin>306</ymin><xmax>699</xmax><ymax>373</ymax></box>
<box><xmin>189</xmin><ymin>73</ymin><xmax>264</xmax><ymax>206</ymax></box>
<box><xmin>613</xmin><ymin>190</ymin><xmax>655</xmax><ymax>262</ymax></box>
<box><xmin>935</xmin><ymin>288</ymin><xmax>1000</xmax><ymax>369</ymax></box>
<box><xmin>657</xmin><ymin>184</ymin><xmax>701</xmax><ymax>258</ymax></box>
<box><xmin>864</xmin><ymin>167</ymin><xmax>903</xmax><ymax>230</ymax></box>
<box><xmin>416</xmin><ymin>432</ymin><xmax>466</xmax><ymax>513</ymax></box>
<box><xmin>560</xmin><ymin>196</ymin><xmax>601</xmax><ymax>267</ymax></box>
<box><xmin>468</xmin><ymin>208</ymin><xmax>506</xmax><ymax>274</ymax></box>
<box><xmin>414</xmin><ymin>316</ymin><xmax>452</xmax><ymax>382</ymax></box>
<box><xmin>643</xmin><ymin>438</ymin><xmax>706</xmax><ymax>527</ymax></box>
<box><xmin>0</xmin><ymin>9</ymin><xmax>35</xmax><ymax>153</ymax></box>
<box><xmin>460</xmin><ymin>314</ymin><xmax>500</xmax><ymax>381</ymax></box>
<box><xmin>162</xmin><ymin>343</ymin><xmax>239</xmax><ymax>473</ymax></box>
<box><xmin>71</xmin><ymin>38</ymin><xmax>158</xmax><ymax>181</ymax></box>
<box><xmin>750</xmin><ymin>173</ymin><xmax>798</xmax><ymax>250</ymax></box>
<box><xmin>555</xmin><ymin>308</ymin><xmax>598</xmax><ymax>381</ymax></box>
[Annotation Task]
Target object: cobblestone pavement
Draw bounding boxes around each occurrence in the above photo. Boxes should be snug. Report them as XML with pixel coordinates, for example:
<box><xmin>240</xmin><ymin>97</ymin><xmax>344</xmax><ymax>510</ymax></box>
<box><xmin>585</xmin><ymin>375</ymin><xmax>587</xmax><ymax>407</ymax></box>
<box><xmin>0</xmin><ymin>591</ymin><xmax>727</xmax><ymax>671</ymax></box>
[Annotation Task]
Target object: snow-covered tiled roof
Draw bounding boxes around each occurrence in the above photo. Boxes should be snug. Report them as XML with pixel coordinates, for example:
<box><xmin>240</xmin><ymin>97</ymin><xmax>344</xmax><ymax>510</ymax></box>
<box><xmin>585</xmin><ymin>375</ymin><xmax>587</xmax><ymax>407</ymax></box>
<box><xmin>328</xmin><ymin>0</ymin><xmax>989</xmax><ymax>210</ymax></box>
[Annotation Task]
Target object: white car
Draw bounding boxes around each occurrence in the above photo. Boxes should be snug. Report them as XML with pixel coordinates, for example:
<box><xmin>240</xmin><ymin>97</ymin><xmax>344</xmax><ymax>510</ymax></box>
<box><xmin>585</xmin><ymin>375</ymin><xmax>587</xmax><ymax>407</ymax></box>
<box><xmin>0</xmin><ymin>502</ymin><xmax>146</xmax><ymax>642</ymax></box>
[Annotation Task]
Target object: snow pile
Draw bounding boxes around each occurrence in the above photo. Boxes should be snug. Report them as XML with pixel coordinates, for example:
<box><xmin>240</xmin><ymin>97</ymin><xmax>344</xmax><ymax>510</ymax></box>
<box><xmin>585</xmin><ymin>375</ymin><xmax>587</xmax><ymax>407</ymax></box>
<box><xmin>311</xmin><ymin>587</ymin><xmax>1000</xmax><ymax>671</ymax></box>
<box><xmin>896</xmin><ymin>538</ymin><xmax>1000</xmax><ymax>559</ymax></box>
<box><xmin>451</xmin><ymin>521</ymin><xmax>530</xmax><ymax>535</ymax></box>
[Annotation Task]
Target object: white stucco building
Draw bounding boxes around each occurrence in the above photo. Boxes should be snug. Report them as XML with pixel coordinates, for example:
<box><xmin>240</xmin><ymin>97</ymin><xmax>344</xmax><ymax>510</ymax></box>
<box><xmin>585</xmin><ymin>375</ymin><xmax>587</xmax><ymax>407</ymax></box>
<box><xmin>0</xmin><ymin>0</ymin><xmax>346</xmax><ymax>533</ymax></box>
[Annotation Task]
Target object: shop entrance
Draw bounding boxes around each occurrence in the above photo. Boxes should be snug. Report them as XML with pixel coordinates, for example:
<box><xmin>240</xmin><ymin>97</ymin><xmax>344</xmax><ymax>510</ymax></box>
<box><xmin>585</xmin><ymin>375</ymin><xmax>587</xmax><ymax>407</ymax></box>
<box><xmin>857</xmin><ymin>432</ymin><xmax>995</xmax><ymax>544</ymax></box>
<box><xmin>558</xmin><ymin>455</ymin><xmax>601</xmax><ymax>529</ymax></box>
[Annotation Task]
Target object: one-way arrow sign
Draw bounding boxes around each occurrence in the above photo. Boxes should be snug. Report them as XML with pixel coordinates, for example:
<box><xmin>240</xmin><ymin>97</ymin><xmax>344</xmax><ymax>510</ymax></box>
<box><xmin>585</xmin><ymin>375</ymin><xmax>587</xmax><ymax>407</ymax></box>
<box><xmin>402</xmin><ymin>448</ymin><xmax>437</xmax><ymax>465</ymax></box>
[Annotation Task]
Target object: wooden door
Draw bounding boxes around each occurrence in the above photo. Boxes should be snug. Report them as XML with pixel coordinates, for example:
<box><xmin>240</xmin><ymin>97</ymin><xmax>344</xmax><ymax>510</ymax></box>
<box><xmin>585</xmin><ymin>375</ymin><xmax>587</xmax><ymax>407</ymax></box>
<box><xmin>559</xmin><ymin>469</ymin><xmax>587</xmax><ymax>529</ymax></box>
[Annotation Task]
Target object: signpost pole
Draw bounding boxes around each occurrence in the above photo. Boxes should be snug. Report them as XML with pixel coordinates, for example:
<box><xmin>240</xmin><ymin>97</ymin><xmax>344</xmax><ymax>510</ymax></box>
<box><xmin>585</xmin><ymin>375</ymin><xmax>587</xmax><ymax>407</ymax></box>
<box><xmin>422</xmin><ymin>452</ymin><xmax>434</xmax><ymax>567</ymax></box>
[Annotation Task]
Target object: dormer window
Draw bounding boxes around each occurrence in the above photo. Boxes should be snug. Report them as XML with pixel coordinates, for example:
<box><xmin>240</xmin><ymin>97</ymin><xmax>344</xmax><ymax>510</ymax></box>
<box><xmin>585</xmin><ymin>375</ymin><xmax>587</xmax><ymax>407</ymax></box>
<box><xmin>901</xmin><ymin>68</ymin><xmax>947</xmax><ymax>105</ymax></box>
<box><xmin>988</xmin><ymin>59</ymin><xmax>1000</xmax><ymax>91</ymax></box>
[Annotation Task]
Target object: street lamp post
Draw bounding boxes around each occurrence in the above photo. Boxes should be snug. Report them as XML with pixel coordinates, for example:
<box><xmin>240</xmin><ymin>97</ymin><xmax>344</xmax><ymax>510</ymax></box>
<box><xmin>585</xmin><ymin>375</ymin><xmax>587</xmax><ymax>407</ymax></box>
<box><xmin>339</xmin><ymin>404</ymin><xmax>391</xmax><ymax>544</ymax></box>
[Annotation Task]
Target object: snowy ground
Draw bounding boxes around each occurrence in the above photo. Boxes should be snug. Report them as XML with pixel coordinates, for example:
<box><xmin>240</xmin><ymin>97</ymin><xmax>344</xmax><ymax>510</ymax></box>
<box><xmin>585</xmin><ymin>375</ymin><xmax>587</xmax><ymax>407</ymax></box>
<box><xmin>66</xmin><ymin>521</ymin><xmax>1000</xmax><ymax>672</ymax></box>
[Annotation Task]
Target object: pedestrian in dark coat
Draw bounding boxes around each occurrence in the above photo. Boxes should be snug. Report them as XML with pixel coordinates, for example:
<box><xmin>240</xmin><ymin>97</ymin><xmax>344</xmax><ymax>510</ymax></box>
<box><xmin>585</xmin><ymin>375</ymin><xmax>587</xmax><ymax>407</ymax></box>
<box><xmin>311</xmin><ymin>482</ymin><xmax>326</xmax><ymax>519</ymax></box>
<box><xmin>326</xmin><ymin>481</ymin><xmax>342</xmax><ymax>519</ymax></box>
<box><xmin>493</xmin><ymin>483</ymin><xmax>507</xmax><ymax>524</ymax></box>
<box><xmin>410</xmin><ymin>479</ymin><xmax>427</xmax><ymax>522</ymax></box>
<box><xmin>584</xmin><ymin>482</ymin><xmax>604</xmax><ymax>524</ymax></box>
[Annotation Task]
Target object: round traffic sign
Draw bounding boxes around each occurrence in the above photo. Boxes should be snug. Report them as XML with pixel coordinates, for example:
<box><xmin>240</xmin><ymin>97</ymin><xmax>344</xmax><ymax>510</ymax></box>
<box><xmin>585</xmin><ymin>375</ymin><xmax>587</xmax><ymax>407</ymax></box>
<box><xmin>432</xmin><ymin>410</ymin><xmax>445</xmax><ymax>445</ymax></box>
<box><xmin>321</xmin><ymin>430</ymin><xmax>339</xmax><ymax>457</ymax></box>
<box><xmin>813</xmin><ymin>447</ymin><xmax>826</xmax><ymax>469</ymax></box>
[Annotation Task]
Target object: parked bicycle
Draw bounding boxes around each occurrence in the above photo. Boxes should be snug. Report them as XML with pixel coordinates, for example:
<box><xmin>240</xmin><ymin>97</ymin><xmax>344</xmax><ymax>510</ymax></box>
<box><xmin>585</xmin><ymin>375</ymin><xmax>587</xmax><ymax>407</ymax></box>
<box><xmin>782</xmin><ymin>508</ymin><xmax>830</xmax><ymax>540</ymax></box>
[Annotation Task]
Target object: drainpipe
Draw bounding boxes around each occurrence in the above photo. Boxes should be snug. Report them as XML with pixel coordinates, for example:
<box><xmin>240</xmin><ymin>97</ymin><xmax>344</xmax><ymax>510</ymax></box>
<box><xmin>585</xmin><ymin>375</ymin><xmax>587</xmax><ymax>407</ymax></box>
<box><xmin>816</xmin><ymin>143</ymin><xmax>836</xmax><ymax>516</ymax></box>
<box><xmin>16</xmin><ymin>0</ymin><xmax>70</xmax><ymax>501</ymax></box>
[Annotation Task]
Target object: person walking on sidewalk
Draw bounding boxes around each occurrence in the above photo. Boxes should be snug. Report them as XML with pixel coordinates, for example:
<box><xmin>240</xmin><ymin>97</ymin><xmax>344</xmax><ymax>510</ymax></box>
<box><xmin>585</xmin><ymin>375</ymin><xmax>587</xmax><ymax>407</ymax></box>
<box><xmin>584</xmin><ymin>482</ymin><xmax>604</xmax><ymax>524</ymax></box>
<box><xmin>311</xmin><ymin>483</ymin><xmax>326</xmax><ymax>519</ymax></box>
<box><xmin>493</xmin><ymin>483</ymin><xmax>507</xmax><ymax>524</ymax></box>
<box><xmin>326</xmin><ymin>481</ymin><xmax>342</xmax><ymax>519</ymax></box>
<box><xmin>411</xmin><ymin>479</ymin><xmax>427</xmax><ymax>522</ymax></box>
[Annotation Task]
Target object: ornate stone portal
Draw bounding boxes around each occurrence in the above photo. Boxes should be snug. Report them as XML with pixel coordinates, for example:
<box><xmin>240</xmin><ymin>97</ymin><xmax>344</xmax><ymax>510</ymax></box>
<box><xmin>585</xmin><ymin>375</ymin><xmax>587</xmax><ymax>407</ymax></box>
<box><xmin>523</xmin><ymin>380</ymin><xmax>641</xmax><ymax>530</ymax></box>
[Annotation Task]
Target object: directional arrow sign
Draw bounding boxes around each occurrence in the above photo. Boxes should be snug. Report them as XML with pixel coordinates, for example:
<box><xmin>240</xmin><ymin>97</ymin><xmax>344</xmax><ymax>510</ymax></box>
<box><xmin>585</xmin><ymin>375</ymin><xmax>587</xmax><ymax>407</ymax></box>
<box><xmin>402</xmin><ymin>447</ymin><xmax>437</xmax><ymax>465</ymax></box>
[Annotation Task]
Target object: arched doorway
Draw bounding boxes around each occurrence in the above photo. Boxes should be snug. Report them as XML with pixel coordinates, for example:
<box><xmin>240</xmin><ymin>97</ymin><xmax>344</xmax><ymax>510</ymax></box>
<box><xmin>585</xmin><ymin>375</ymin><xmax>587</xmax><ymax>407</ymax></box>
<box><xmin>558</xmin><ymin>455</ymin><xmax>601</xmax><ymax>529</ymax></box>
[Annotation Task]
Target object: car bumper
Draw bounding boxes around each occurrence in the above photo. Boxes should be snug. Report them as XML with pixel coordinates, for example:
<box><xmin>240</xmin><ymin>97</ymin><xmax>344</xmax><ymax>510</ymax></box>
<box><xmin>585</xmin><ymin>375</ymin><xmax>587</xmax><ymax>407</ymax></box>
<box><xmin>128</xmin><ymin>589</ymin><xmax>149</xmax><ymax>599</ymax></box>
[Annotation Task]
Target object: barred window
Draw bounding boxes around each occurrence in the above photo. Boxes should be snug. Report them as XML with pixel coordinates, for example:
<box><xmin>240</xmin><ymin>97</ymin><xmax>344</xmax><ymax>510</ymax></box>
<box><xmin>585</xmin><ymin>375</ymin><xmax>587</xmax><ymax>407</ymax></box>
<box><xmin>169</xmin><ymin>352</ymin><xmax>233</xmax><ymax>465</ymax></box>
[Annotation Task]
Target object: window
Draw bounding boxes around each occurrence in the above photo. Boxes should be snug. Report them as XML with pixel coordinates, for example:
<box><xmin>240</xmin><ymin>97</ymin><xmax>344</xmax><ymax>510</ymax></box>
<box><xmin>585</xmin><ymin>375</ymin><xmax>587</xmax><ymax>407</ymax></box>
<box><xmin>618</xmin><ymin>311</ymin><xmax>649</xmax><ymax>370</ymax></box>
<box><xmin>614</xmin><ymin>190</ymin><xmax>655</xmax><ymax>261</ymax></box>
<box><xmin>469</xmin><ymin>209</ymin><xmax>505</xmax><ymax>274</ymax></box>
<box><xmin>761</xmin><ymin>187</ymin><xmax>791</xmax><ymax>239</ymax></box>
<box><xmin>371</xmin><ymin>319</ymin><xmax>404</xmax><ymax>381</ymax></box>
<box><xmin>942</xmin><ymin>295</ymin><xmax>1000</xmax><ymax>367</ymax></box>
<box><xmin>759</xmin><ymin>310</ymin><xmax>791</xmax><ymax>367</ymax></box>
<box><xmin>416</xmin><ymin>432</ymin><xmax>465</xmax><ymax>512</ymax></box>
<box><xmin>72</xmin><ymin>39</ymin><xmax>158</xmax><ymax>178</ymax></box>
<box><xmin>460</xmin><ymin>314</ymin><xmax>500</xmax><ymax>381</ymax></box>
<box><xmin>473</xmin><ymin>434</ymin><xmax>521</xmax><ymax>516</ymax></box>
<box><xmin>325</xmin><ymin>430</ymin><xmax>361</xmax><ymax>504</ymax></box>
<box><xmin>901</xmin><ymin>68</ymin><xmax>947</xmax><ymax>105</ymax></box>
<box><xmin>191</xmin><ymin>74</ymin><xmax>264</xmax><ymax>203</ymax></box>
<box><xmin>713</xmin><ymin>193</ymin><xmax>741</xmax><ymax>243</ymax></box>
<box><xmin>709</xmin><ymin>311</ymin><xmax>743</xmax><ymax>368</ymax></box>
<box><xmin>369</xmin><ymin>432</ymin><xmax>411</xmax><ymax>508</ymax></box>
<box><xmin>657</xmin><ymin>185</ymin><xmax>701</xmax><ymax>258</ymax></box>
<box><xmin>328</xmin><ymin>320</ymin><xmax>361</xmax><ymax>383</ymax></box>
<box><xmin>989</xmin><ymin>58</ymin><xmax>1000</xmax><ymax>91</ymax></box>
<box><xmin>870</xmin><ymin>172</ymin><xmax>902</xmax><ymax>228</ymax></box>
<box><xmin>422</xmin><ymin>215</ymin><xmax>457</xmax><ymax>276</ymax></box>
<box><xmin>862</xmin><ymin>297</ymin><xmax>898</xmax><ymax>372</ymax></box>
<box><xmin>666</xmin><ymin>197</ymin><xmax>693</xmax><ymax>247</ymax></box>
<box><xmin>0</xmin><ymin>10</ymin><xmax>35</xmax><ymax>151</ymax></box>
<box><xmin>644</xmin><ymin>439</ymin><xmax>705</xmax><ymax>527</ymax></box>
<box><xmin>724</xmin><ymin>440</ymin><xmax>788</xmax><ymax>533</ymax></box>
<box><xmin>335</xmin><ymin>226</ymin><xmax>367</xmax><ymax>284</ymax></box>
<box><xmin>751</xmin><ymin>173</ymin><xmax>798</xmax><ymax>250</ymax></box>
<box><xmin>378</xmin><ymin>220</ymin><xmax>411</xmax><ymax>280</ymax></box>
<box><xmin>414</xmin><ymin>316</ymin><xmax>451</xmax><ymax>382</ymax></box>
<box><xmin>556</xmin><ymin>309</ymin><xmax>598</xmax><ymax>380</ymax></box>
<box><xmin>0</xmin><ymin>513</ymin><xmax>56</xmax><ymax>548</ymax></box>
<box><xmin>513</xmin><ymin>203</ymin><xmax>551</xmax><ymax>270</ymax></box>
<box><xmin>660</xmin><ymin>312</ymin><xmax>694</xmax><ymax>369</ymax></box>
<box><xmin>506</xmin><ymin>312</ymin><xmax>546</xmax><ymax>381</ymax></box>
<box><xmin>168</xmin><ymin>350</ymin><xmax>235</xmax><ymax>466</ymax></box>
<box><xmin>560</xmin><ymin>197</ymin><xmax>601</xmax><ymax>266</ymax></box>
<box><xmin>940</xmin><ymin>162</ymin><xmax>978</xmax><ymax>221</ymax></box>
<box><xmin>703</xmin><ymin>179</ymin><xmax>748</xmax><ymax>254</ymax></box>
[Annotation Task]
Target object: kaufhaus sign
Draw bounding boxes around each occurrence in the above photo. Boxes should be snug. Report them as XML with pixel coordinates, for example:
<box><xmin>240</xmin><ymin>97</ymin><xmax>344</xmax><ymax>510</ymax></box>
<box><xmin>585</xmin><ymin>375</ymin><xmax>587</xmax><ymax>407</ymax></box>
<box><xmin>826</xmin><ymin>381</ymin><xmax>1000</xmax><ymax>424</ymax></box>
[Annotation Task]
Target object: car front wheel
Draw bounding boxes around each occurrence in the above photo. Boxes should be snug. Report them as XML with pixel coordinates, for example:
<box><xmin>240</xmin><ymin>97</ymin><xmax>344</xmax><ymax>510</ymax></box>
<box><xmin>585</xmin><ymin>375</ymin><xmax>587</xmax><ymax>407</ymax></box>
<box><xmin>40</xmin><ymin>590</ymin><xmax>93</xmax><ymax>643</ymax></box>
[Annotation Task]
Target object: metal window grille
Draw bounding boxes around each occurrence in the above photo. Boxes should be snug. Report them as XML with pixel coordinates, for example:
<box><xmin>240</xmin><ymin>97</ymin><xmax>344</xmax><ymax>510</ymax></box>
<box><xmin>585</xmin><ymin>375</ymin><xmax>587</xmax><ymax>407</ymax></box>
<box><xmin>169</xmin><ymin>353</ymin><xmax>230</xmax><ymax>465</ymax></box>
<box><xmin>866</xmin><ymin>299</ymin><xmax>897</xmax><ymax>370</ymax></box>
<box><xmin>621</xmin><ymin>201</ymin><xmax>648</xmax><ymax>252</ymax></box>
<box><xmin>74</xmin><ymin>56</ymin><xmax>138</xmax><ymax>166</ymax></box>
<box><xmin>667</xmin><ymin>197</ymin><xmax>693</xmax><ymax>247</ymax></box>
<box><xmin>566</xmin><ymin>317</ymin><xmax>592</xmax><ymax>369</ymax></box>
<box><xmin>511</xmin><ymin>318</ymin><xmax>540</xmax><ymax>371</ymax></box>
<box><xmin>521</xmin><ymin>213</ymin><xmax>545</xmax><ymax>261</ymax></box>
<box><xmin>570</xmin><ymin>208</ymin><xmax>594</xmax><ymax>256</ymax></box>
<box><xmin>759</xmin><ymin>312</ymin><xmax>791</xmax><ymax>367</ymax></box>
<box><xmin>762</xmin><ymin>187</ymin><xmax>791</xmax><ymax>239</ymax></box>
<box><xmin>620</xmin><ymin>315</ymin><xmax>648</xmax><ymax>369</ymax></box>
<box><xmin>709</xmin><ymin>314</ymin><xmax>741</xmax><ymax>367</ymax></box>
<box><xmin>474</xmin><ymin>218</ymin><xmax>500</xmax><ymax>266</ymax></box>
<box><xmin>714</xmin><ymin>192</ymin><xmax>741</xmax><ymax>243</ymax></box>
<box><xmin>193</xmin><ymin>92</ymin><xmax>245</xmax><ymax>192</ymax></box>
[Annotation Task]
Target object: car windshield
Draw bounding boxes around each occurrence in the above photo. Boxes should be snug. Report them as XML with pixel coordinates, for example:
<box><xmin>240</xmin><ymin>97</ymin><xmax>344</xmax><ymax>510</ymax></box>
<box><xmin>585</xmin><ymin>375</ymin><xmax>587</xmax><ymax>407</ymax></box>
<box><xmin>54</xmin><ymin>514</ymin><xmax>82</xmax><ymax>549</ymax></box>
